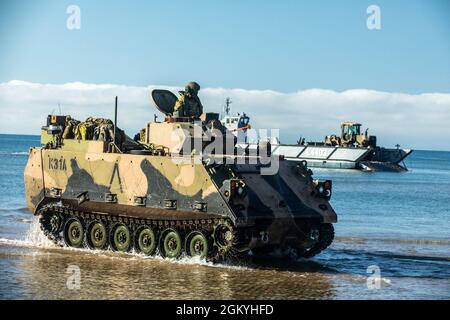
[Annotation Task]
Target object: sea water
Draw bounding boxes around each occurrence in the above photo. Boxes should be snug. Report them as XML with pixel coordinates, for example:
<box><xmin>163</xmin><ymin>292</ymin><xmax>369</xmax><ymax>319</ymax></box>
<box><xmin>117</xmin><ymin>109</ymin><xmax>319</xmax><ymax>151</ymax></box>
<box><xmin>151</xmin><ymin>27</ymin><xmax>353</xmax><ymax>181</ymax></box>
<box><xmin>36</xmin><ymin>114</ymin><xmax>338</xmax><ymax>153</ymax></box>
<box><xmin>0</xmin><ymin>134</ymin><xmax>448</xmax><ymax>299</ymax></box>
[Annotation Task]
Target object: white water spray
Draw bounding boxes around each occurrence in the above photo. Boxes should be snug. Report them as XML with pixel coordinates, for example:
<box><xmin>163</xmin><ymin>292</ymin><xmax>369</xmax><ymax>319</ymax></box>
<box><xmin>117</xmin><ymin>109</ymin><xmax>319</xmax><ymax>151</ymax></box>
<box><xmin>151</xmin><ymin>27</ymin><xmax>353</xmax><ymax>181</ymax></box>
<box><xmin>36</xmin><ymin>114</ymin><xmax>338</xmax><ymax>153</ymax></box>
<box><xmin>22</xmin><ymin>217</ymin><xmax>55</xmax><ymax>248</ymax></box>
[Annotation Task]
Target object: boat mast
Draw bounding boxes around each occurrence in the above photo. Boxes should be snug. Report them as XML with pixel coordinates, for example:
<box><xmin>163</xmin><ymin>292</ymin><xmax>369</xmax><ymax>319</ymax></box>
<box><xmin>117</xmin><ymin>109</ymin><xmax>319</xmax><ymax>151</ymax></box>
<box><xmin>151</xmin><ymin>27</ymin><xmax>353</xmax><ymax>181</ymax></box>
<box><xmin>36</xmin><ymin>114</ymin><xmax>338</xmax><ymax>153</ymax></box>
<box><xmin>224</xmin><ymin>97</ymin><xmax>232</xmax><ymax>116</ymax></box>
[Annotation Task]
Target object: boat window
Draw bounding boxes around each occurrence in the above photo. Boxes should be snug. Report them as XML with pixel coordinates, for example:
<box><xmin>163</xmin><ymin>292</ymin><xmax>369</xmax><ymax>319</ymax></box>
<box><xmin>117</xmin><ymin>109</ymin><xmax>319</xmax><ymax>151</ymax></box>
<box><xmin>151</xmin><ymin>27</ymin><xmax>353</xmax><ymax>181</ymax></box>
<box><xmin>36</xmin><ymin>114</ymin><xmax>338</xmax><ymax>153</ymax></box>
<box><xmin>239</xmin><ymin>116</ymin><xmax>250</xmax><ymax>127</ymax></box>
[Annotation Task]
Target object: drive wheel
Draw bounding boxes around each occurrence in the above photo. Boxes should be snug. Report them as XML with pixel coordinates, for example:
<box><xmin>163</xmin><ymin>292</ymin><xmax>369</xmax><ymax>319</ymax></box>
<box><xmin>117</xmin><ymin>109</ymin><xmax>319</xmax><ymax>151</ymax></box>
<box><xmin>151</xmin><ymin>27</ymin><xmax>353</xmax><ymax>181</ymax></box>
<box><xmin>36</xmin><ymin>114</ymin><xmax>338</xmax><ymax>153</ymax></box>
<box><xmin>135</xmin><ymin>226</ymin><xmax>156</xmax><ymax>256</ymax></box>
<box><xmin>213</xmin><ymin>222</ymin><xmax>234</xmax><ymax>250</ymax></box>
<box><xmin>161</xmin><ymin>229</ymin><xmax>182</xmax><ymax>259</ymax></box>
<box><xmin>64</xmin><ymin>218</ymin><xmax>84</xmax><ymax>248</ymax></box>
<box><xmin>211</xmin><ymin>221</ymin><xmax>235</xmax><ymax>261</ymax></box>
<box><xmin>186</xmin><ymin>231</ymin><xmax>209</xmax><ymax>259</ymax></box>
<box><xmin>111</xmin><ymin>223</ymin><xmax>131</xmax><ymax>252</ymax></box>
<box><xmin>87</xmin><ymin>221</ymin><xmax>108</xmax><ymax>250</ymax></box>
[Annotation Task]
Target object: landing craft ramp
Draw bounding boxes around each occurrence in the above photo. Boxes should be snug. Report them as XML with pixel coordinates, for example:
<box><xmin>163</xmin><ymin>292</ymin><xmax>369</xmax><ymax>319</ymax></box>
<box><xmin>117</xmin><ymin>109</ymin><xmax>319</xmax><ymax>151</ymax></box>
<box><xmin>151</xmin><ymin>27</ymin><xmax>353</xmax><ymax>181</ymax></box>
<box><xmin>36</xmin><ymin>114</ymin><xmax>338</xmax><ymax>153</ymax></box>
<box><xmin>237</xmin><ymin>143</ymin><xmax>413</xmax><ymax>171</ymax></box>
<box><xmin>237</xmin><ymin>143</ymin><xmax>371</xmax><ymax>169</ymax></box>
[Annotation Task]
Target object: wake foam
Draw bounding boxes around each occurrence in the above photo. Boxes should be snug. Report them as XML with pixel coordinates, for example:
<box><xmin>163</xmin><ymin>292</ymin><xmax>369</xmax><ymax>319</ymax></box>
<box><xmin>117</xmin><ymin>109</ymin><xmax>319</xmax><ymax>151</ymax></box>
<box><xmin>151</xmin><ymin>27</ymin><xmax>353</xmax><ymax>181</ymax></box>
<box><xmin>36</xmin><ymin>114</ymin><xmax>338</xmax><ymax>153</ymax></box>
<box><xmin>0</xmin><ymin>151</ymin><xmax>28</xmax><ymax>156</ymax></box>
<box><xmin>336</xmin><ymin>236</ymin><xmax>450</xmax><ymax>246</ymax></box>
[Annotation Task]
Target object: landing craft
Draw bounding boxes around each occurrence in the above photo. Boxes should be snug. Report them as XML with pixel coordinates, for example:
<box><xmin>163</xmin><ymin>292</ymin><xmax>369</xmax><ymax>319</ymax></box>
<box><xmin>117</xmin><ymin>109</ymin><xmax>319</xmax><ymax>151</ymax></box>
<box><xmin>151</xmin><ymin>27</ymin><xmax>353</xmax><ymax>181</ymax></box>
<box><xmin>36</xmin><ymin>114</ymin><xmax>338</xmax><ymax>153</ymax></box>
<box><xmin>221</xmin><ymin>106</ymin><xmax>412</xmax><ymax>172</ymax></box>
<box><xmin>24</xmin><ymin>90</ymin><xmax>337</xmax><ymax>261</ymax></box>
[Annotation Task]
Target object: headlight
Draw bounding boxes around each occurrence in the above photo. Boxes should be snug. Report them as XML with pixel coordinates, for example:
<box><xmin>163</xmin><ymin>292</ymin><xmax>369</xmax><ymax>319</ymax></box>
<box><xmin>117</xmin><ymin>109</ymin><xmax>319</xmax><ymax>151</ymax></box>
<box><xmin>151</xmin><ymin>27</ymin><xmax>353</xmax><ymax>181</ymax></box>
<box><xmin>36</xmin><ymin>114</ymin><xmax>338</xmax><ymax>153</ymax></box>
<box><xmin>314</xmin><ymin>180</ymin><xmax>332</xmax><ymax>200</ymax></box>
<box><xmin>225</xmin><ymin>179</ymin><xmax>247</xmax><ymax>199</ymax></box>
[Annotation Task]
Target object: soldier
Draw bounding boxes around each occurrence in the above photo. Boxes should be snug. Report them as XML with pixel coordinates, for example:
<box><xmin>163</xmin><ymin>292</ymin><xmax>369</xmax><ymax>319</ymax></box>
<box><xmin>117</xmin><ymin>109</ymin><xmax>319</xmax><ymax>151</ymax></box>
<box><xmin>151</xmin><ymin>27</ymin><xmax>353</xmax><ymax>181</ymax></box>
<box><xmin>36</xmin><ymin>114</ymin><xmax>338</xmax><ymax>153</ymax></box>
<box><xmin>173</xmin><ymin>81</ymin><xmax>204</xmax><ymax>118</ymax></box>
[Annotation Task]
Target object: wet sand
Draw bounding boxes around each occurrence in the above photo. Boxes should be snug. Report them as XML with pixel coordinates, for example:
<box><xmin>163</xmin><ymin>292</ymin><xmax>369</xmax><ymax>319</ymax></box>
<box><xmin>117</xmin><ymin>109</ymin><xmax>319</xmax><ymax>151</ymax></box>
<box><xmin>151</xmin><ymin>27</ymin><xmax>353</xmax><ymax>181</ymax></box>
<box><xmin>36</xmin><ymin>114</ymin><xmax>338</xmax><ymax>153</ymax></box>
<box><xmin>0</xmin><ymin>220</ymin><xmax>448</xmax><ymax>300</ymax></box>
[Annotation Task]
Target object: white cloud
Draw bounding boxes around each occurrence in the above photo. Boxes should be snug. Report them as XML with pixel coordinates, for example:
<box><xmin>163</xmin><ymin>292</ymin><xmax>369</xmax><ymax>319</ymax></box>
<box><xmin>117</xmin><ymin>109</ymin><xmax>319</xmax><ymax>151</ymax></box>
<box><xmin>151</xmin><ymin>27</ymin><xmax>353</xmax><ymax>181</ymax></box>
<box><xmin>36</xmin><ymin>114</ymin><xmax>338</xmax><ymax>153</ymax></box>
<box><xmin>1</xmin><ymin>80</ymin><xmax>449</xmax><ymax>150</ymax></box>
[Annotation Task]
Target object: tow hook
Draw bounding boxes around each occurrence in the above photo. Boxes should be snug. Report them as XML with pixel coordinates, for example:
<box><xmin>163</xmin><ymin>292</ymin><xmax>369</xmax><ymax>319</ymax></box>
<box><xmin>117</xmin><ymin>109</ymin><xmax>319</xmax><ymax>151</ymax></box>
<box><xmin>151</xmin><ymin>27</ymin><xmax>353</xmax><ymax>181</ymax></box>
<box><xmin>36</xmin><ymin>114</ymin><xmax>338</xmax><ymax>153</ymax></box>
<box><xmin>260</xmin><ymin>231</ymin><xmax>269</xmax><ymax>243</ymax></box>
<box><xmin>309</xmin><ymin>229</ymin><xmax>320</xmax><ymax>241</ymax></box>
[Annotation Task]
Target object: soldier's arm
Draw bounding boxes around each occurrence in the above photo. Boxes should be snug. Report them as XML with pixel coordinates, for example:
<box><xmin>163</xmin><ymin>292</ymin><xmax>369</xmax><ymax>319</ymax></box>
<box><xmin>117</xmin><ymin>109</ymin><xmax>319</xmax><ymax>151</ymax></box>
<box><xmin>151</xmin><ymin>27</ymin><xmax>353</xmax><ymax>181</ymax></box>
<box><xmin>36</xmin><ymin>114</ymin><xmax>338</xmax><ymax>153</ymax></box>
<box><xmin>173</xmin><ymin>96</ymin><xmax>185</xmax><ymax>117</ymax></box>
<box><xmin>198</xmin><ymin>98</ymin><xmax>204</xmax><ymax>115</ymax></box>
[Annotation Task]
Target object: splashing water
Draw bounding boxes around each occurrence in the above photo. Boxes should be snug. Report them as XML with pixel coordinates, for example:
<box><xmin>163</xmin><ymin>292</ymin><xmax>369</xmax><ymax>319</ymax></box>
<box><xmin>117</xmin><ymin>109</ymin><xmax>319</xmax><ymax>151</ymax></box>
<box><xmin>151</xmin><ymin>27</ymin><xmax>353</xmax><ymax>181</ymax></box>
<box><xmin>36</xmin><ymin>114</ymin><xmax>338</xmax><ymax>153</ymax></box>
<box><xmin>1</xmin><ymin>216</ymin><xmax>247</xmax><ymax>270</ymax></box>
<box><xmin>24</xmin><ymin>217</ymin><xmax>55</xmax><ymax>248</ymax></box>
<box><xmin>0</xmin><ymin>217</ymin><xmax>55</xmax><ymax>249</ymax></box>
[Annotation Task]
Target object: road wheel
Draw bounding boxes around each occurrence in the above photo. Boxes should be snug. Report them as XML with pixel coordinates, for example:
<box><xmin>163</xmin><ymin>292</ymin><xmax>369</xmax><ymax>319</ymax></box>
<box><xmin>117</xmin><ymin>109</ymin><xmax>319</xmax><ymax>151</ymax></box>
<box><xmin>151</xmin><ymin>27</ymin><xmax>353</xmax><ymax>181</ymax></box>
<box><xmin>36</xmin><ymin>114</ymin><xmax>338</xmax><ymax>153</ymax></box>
<box><xmin>64</xmin><ymin>218</ymin><xmax>84</xmax><ymax>248</ymax></box>
<box><xmin>186</xmin><ymin>231</ymin><xmax>209</xmax><ymax>259</ymax></box>
<box><xmin>161</xmin><ymin>229</ymin><xmax>182</xmax><ymax>259</ymax></box>
<box><xmin>111</xmin><ymin>223</ymin><xmax>131</xmax><ymax>252</ymax></box>
<box><xmin>135</xmin><ymin>226</ymin><xmax>156</xmax><ymax>256</ymax></box>
<box><xmin>87</xmin><ymin>221</ymin><xmax>108</xmax><ymax>250</ymax></box>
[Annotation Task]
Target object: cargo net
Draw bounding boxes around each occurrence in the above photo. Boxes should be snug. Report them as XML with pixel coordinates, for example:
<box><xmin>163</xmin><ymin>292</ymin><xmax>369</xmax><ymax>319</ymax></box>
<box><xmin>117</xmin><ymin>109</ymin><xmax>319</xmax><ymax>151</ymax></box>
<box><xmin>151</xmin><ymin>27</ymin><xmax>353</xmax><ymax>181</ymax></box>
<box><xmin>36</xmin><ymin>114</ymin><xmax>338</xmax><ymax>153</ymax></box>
<box><xmin>62</xmin><ymin>116</ymin><xmax>125</xmax><ymax>144</ymax></box>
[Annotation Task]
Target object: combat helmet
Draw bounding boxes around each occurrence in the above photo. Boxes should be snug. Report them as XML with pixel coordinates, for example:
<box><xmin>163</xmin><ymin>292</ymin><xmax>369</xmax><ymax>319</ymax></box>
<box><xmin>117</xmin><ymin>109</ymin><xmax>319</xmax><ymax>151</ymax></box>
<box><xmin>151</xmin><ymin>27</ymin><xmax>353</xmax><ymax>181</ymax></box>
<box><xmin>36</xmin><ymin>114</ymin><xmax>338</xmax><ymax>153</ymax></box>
<box><xmin>185</xmin><ymin>81</ymin><xmax>201</xmax><ymax>96</ymax></box>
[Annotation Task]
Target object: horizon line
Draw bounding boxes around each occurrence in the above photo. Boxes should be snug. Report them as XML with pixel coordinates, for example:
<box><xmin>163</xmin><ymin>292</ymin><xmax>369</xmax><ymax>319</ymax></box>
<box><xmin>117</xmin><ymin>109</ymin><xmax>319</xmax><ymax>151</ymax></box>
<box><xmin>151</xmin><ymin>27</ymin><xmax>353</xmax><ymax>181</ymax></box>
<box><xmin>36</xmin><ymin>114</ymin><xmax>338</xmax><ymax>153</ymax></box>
<box><xmin>0</xmin><ymin>132</ymin><xmax>448</xmax><ymax>153</ymax></box>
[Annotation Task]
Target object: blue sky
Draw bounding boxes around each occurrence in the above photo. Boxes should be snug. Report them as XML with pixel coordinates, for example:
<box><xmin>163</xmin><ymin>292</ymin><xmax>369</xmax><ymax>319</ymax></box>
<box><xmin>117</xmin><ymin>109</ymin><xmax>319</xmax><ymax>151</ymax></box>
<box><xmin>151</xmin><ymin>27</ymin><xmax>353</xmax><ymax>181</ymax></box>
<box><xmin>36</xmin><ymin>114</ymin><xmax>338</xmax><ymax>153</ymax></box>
<box><xmin>1</xmin><ymin>0</ymin><xmax>449</xmax><ymax>93</ymax></box>
<box><xmin>1</xmin><ymin>1</ymin><xmax>450</xmax><ymax>150</ymax></box>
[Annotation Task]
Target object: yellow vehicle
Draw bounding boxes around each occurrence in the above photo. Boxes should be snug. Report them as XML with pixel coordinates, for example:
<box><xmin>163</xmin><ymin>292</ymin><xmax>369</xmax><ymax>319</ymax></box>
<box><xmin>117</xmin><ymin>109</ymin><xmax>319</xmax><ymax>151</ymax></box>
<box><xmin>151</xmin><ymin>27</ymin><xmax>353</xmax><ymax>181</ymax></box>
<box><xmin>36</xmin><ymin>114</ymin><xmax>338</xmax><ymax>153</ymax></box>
<box><xmin>325</xmin><ymin>122</ymin><xmax>377</xmax><ymax>148</ymax></box>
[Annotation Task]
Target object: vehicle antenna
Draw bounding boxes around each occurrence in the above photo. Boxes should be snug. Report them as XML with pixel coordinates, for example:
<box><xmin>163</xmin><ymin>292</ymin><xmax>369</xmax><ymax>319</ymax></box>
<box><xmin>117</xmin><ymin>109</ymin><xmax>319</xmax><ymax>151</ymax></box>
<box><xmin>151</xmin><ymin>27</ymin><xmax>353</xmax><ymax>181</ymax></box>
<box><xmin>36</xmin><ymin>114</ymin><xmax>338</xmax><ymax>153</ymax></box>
<box><xmin>114</xmin><ymin>96</ymin><xmax>118</xmax><ymax>146</ymax></box>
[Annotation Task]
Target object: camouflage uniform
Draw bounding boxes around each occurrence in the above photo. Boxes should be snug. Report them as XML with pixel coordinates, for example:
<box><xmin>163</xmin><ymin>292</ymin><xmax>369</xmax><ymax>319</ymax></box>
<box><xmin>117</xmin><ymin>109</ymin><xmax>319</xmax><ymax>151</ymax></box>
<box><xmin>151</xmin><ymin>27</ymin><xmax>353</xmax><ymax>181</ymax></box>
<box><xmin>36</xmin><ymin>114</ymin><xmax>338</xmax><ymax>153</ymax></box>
<box><xmin>173</xmin><ymin>82</ymin><xmax>203</xmax><ymax>118</ymax></box>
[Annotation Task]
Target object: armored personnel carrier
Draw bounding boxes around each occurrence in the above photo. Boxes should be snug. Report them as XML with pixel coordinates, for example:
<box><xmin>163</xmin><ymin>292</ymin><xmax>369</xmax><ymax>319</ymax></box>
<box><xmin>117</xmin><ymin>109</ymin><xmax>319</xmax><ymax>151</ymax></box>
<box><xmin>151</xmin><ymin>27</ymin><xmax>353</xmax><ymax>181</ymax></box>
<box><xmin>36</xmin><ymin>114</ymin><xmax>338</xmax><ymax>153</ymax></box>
<box><xmin>24</xmin><ymin>90</ymin><xmax>337</xmax><ymax>261</ymax></box>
